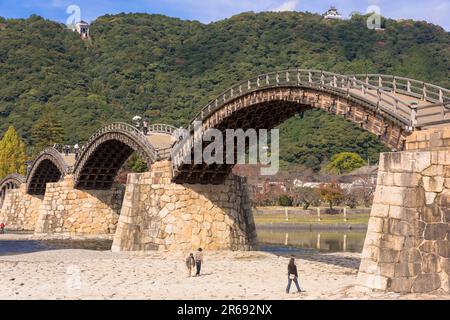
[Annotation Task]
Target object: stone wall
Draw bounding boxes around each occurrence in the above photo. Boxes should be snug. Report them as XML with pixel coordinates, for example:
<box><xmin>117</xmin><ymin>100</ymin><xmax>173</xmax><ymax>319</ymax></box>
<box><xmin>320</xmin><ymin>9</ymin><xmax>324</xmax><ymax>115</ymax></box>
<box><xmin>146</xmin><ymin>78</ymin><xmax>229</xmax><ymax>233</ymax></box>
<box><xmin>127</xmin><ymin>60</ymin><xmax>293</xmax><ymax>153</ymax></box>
<box><xmin>112</xmin><ymin>161</ymin><xmax>257</xmax><ymax>252</ymax></box>
<box><xmin>406</xmin><ymin>127</ymin><xmax>450</xmax><ymax>151</ymax></box>
<box><xmin>0</xmin><ymin>184</ymin><xmax>43</xmax><ymax>231</ymax></box>
<box><xmin>35</xmin><ymin>175</ymin><xmax>125</xmax><ymax>235</ymax></box>
<box><xmin>358</xmin><ymin>149</ymin><xmax>450</xmax><ymax>293</ymax></box>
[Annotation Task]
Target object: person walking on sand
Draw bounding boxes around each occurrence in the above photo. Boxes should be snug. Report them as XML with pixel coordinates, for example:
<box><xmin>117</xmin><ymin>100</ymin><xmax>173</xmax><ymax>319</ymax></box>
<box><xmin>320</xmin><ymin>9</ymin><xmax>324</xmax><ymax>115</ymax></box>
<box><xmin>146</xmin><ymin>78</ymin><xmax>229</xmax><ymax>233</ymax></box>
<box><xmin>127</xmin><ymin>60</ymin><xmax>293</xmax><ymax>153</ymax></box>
<box><xmin>286</xmin><ymin>257</ymin><xmax>302</xmax><ymax>294</ymax></box>
<box><xmin>194</xmin><ymin>248</ymin><xmax>204</xmax><ymax>276</ymax></box>
<box><xmin>185</xmin><ymin>253</ymin><xmax>196</xmax><ymax>277</ymax></box>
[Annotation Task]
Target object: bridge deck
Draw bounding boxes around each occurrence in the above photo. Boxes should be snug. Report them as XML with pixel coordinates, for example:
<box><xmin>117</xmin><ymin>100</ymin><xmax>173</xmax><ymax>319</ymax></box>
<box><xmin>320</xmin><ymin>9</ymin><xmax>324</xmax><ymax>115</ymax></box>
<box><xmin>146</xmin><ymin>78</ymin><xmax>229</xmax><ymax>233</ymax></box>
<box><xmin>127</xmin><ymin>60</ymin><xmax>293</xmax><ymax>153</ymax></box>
<box><xmin>146</xmin><ymin>133</ymin><xmax>175</xmax><ymax>150</ymax></box>
<box><xmin>61</xmin><ymin>154</ymin><xmax>76</xmax><ymax>167</ymax></box>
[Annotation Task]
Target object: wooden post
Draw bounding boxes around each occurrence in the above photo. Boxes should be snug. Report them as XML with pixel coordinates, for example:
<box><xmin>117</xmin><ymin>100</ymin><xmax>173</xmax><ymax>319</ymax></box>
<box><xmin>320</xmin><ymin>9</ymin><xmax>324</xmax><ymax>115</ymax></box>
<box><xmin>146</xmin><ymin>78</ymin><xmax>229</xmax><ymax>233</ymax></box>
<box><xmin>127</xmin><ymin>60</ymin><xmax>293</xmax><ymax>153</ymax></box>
<box><xmin>317</xmin><ymin>207</ymin><xmax>321</xmax><ymax>222</ymax></box>
<box><xmin>317</xmin><ymin>233</ymin><xmax>321</xmax><ymax>250</ymax></box>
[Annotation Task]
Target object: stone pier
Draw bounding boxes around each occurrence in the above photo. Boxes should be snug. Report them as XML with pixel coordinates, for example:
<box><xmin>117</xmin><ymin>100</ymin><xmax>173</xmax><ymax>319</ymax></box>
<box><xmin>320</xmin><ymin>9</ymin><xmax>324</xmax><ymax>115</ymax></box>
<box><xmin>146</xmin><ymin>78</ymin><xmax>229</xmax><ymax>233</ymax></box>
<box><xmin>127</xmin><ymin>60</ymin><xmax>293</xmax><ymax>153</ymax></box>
<box><xmin>34</xmin><ymin>175</ymin><xmax>125</xmax><ymax>236</ymax></box>
<box><xmin>112</xmin><ymin>161</ymin><xmax>257</xmax><ymax>252</ymax></box>
<box><xmin>0</xmin><ymin>184</ymin><xmax>43</xmax><ymax>231</ymax></box>
<box><xmin>358</xmin><ymin>128</ymin><xmax>450</xmax><ymax>293</ymax></box>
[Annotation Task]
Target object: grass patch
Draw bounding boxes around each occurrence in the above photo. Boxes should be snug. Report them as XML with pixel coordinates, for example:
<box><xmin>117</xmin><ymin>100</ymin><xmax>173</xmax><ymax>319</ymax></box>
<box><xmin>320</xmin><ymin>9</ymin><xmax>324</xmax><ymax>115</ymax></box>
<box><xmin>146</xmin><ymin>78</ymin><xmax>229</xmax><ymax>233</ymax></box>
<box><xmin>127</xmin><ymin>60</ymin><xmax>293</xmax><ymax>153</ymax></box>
<box><xmin>254</xmin><ymin>213</ymin><xmax>370</xmax><ymax>225</ymax></box>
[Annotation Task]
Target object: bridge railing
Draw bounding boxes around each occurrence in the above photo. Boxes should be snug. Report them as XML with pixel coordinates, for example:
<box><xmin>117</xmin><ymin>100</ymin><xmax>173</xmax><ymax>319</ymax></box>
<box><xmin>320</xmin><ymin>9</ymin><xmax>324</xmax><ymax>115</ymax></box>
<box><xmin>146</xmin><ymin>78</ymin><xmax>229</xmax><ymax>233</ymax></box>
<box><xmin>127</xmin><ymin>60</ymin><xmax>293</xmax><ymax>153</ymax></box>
<box><xmin>172</xmin><ymin>69</ymin><xmax>422</xmax><ymax>171</ymax></box>
<box><xmin>188</xmin><ymin>69</ymin><xmax>414</xmax><ymax>128</ymax></box>
<box><xmin>148</xmin><ymin>124</ymin><xmax>178</xmax><ymax>135</ymax></box>
<box><xmin>350</xmin><ymin>74</ymin><xmax>450</xmax><ymax>104</ymax></box>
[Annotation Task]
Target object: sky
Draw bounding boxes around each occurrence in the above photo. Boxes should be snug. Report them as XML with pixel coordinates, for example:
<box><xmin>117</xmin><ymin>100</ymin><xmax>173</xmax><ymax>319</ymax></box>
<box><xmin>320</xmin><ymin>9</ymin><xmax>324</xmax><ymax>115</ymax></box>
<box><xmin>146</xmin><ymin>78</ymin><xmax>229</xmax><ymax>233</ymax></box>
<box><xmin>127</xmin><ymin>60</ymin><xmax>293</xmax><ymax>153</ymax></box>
<box><xmin>0</xmin><ymin>0</ymin><xmax>448</xmax><ymax>31</ymax></box>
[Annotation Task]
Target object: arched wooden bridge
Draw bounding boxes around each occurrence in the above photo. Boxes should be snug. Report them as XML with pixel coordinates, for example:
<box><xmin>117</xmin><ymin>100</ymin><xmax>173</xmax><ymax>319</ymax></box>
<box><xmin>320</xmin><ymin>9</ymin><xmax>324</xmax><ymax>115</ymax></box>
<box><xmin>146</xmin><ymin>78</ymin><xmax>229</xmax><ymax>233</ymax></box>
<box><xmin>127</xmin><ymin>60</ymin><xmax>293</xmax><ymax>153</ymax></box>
<box><xmin>171</xmin><ymin>70</ymin><xmax>450</xmax><ymax>184</ymax></box>
<box><xmin>0</xmin><ymin>174</ymin><xmax>25</xmax><ymax>207</ymax></box>
<box><xmin>1</xmin><ymin>69</ymin><xmax>449</xmax><ymax>193</ymax></box>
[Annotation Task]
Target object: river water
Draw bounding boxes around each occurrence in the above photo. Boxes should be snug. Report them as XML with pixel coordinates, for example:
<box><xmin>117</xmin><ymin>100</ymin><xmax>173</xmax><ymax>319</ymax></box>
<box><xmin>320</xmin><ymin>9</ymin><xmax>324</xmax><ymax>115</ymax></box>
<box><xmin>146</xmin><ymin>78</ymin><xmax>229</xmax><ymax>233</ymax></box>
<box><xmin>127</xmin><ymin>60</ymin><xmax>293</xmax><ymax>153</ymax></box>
<box><xmin>1</xmin><ymin>229</ymin><xmax>367</xmax><ymax>256</ymax></box>
<box><xmin>257</xmin><ymin>228</ymin><xmax>367</xmax><ymax>255</ymax></box>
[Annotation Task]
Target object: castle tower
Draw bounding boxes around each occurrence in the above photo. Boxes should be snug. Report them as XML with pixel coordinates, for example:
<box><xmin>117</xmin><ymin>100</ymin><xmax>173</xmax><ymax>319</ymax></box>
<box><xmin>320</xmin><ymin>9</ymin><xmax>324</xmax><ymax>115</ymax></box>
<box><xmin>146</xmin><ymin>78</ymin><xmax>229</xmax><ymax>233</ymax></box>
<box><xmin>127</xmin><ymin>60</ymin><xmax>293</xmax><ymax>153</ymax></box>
<box><xmin>323</xmin><ymin>6</ymin><xmax>343</xmax><ymax>20</ymax></box>
<box><xmin>75</xmin><ymin>21</ymin><xmax>90</xmax><ymax>39</ymax></box>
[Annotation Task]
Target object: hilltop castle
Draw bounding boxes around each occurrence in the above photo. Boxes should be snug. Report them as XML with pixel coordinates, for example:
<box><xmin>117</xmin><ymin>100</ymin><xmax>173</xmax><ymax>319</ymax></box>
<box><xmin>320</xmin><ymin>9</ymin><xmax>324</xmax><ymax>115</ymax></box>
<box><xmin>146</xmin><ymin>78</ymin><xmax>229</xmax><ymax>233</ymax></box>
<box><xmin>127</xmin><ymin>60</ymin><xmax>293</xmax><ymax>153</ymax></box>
<box><xmin>75</xmin><ymin>21</ymin><xmax>90</xmax><ymax>39</ymax></box>
<box><xmin>323</xmin><ymin>6</ymin><xmax>343</xmax><ymax>20</ymax></box>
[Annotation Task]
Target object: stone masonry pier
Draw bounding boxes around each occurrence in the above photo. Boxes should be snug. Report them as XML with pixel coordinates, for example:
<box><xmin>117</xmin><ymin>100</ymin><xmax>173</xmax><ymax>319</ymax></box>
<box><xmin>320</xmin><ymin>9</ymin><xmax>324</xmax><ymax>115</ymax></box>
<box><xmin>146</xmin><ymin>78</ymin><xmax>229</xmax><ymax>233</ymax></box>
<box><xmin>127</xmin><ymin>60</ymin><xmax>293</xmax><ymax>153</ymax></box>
<box><xmin>112</xmin><ymin>161</ymin><xmax>257</xmax><ymax>252</ymax></box>
<box><xmin>358</xmin><ymin>128</ymin><xmax>450</xmax><ymax>293</ymax></box>
<box><xmin>34</xmin><ymin>176</ymin><xmax>125</xmax><ymax>236</ymax></box>
<box><xmin>0</xmin><ymin>184</ymin><xmax>43</xmax><ymax>231</ymax></box>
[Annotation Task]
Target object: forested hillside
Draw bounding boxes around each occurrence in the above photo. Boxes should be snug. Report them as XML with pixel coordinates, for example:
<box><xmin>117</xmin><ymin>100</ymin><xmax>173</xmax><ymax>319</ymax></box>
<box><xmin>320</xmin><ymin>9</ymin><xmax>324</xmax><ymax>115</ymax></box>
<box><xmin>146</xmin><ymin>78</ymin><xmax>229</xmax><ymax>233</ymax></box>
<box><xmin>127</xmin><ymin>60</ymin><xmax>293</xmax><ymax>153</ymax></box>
<box><xmin>0</xmin><ymin>12</ymin><xmax>449</xmax><ymax>170</ymax></box>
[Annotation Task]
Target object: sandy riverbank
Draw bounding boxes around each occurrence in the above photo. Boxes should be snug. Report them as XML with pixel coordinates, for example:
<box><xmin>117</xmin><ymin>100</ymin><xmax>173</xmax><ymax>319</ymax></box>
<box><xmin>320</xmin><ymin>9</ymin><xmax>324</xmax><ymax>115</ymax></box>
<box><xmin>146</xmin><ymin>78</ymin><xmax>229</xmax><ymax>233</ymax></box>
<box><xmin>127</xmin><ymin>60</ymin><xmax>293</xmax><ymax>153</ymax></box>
<box><xmin>0</xmin><ymin>234</ymin><xmax>448</xmax><ymax>300</ymax></box>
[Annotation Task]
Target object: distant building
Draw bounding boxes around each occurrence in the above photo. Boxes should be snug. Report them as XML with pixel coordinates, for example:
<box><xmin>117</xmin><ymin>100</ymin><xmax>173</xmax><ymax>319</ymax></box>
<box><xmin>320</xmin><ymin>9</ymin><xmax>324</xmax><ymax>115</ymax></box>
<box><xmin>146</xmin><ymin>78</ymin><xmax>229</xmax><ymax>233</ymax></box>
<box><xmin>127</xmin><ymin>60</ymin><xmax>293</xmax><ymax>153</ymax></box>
<box><xmin>323</xmin><ymin>6</ymin><xmax>343</xmax><ymax>20</ymax></box>
<box><xmin>75</xmin><ymin>21</ymin><xmax>90</xmax><ymax>39</ymax></box>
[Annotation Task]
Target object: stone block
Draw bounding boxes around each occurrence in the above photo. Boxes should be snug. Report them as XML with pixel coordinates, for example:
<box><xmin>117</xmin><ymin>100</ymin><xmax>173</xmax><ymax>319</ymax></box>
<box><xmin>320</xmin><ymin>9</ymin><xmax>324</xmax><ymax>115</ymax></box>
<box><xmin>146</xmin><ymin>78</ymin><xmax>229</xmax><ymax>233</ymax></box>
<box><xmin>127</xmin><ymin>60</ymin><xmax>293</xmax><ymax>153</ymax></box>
<box><xmin>412</xmin><ymin>273</ymin><xmax>441</xmax><ymax>293</ymax></box>
<box><xmin>371</xmin><ymin>204</ymin><xmax>389</xmax><ymax>218</ymax></box>
<box><xmin>387</xmin><ymin>219</ymin><xmax>410</xmax><ymax>236</ymax></box>
<box><xmin>421</xmin><ymin>253</ymin><xmax>439</xmax><ymax>273</ymax></box>
<box><xmin>422</xmin><ymin>206</ymin><xmax>442</xmax><ymax>223</ymax></box>
<box><xmin>419</xmin><ymin>240</ymin><xmax>437</xmax><ymax>254</ymax></box>
<box><xmin>425</xmin><ymin>192</ymin><xmax>437</xmax><ymax>205</ymax></box>
<box><xmin>379</xmin><ymin>247</ymin><xmax>400</xmax><ymax>263</ymax></box>
<box><xmin>390</xmin><ymin>277</ymin><xmax>414</xmax><ymax>293</ymax></box>
<box><xmin>424</xmin><ymin>223</ymin><xmax>448</xmax><ymax>241</ymax></box>
<box><xmin>422</xmin><ymin>176</ymin><xmax>445</xmax><ymax>193</ymax></box>
<box><xmin>439</xmin><ymin>257</ymin><xmax>450</xmax><ymax>274</ymax></box>
<box><xmin>357</xmin><ymin>272</ymin><xmax>389</xmax><ymax>291</ymax></box>
<box><xmin>367</xmin><ymin>217</ymin><xmax>385</xmax><ymax>234</ymax></box>
<box><xmin>381</xmin><ymin>234</ymin><xmax>405</xmax><ymax>251</ymax></box>
<box><xmin>437</xmin><ymin>241</ymin><xmax>450</xmax><ymax>258</ymax></box>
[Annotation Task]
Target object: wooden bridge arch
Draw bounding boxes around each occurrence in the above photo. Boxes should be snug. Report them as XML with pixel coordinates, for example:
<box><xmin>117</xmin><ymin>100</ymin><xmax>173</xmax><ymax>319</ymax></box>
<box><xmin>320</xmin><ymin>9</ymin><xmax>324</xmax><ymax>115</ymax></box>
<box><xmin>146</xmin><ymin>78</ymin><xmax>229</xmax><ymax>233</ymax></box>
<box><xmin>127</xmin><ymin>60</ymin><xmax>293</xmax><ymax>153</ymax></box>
<box><xmin>26</xmin><ymin>148</ymin><xmax>68</xmax><ymax>195</ymax></box>
<box><xmin>0</xmin><ymin>173</ymin><xmax>25</xmax><ymax>207</ymax></box>
<box><xmin>171</xmin><ymin>69</ymin><xmax>450</xmax><ymax>184</ymax></box>
<box><xmin>72</xmin><ymin>123</ymin><xmax>172</xmax><ymax>190</ymax></box>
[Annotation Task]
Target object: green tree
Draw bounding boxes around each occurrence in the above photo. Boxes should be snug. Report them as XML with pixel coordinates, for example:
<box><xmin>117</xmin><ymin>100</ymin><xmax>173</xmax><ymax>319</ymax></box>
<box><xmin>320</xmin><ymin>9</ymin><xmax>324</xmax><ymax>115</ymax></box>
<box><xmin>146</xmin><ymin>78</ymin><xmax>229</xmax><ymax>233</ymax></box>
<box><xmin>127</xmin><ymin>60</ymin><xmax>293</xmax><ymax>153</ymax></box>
<box><xmin>0</xmin><ymin>126</ymin><xmax>27</xmax><ymax>179</ymax></box>
<box><xmin>31</xmin><ymin>105</ymin><xmax>64</xmax><ymax>154</ymax></box>
<box><xmin>325</xmin><ymin>152</ymin><xmax>366</xmax><ymax>175</ymax></box>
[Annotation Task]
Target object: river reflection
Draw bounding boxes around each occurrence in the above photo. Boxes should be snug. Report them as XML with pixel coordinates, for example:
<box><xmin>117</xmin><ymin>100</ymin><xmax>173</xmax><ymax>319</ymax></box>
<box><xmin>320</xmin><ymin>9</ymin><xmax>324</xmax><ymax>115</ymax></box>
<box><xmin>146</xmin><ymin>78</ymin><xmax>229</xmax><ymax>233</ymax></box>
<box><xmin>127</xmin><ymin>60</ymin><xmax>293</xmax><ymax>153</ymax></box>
<box><xmin>257</xmin><ymin>228</ymin><xmax>366</xmax><ymax>254</ymax></box>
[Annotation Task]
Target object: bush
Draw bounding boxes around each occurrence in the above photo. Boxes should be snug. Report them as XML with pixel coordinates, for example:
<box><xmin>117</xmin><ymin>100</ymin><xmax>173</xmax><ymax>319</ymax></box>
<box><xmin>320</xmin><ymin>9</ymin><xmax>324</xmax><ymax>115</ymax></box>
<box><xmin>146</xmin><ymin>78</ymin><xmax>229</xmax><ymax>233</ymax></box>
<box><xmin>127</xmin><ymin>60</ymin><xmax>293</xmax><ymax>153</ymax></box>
<box><xmin>278</xmin><ymin>194</ymin><xmax>293</xmax><ymax>207</ymax></box>
<box><xmin>344</xmin><ymin>191</ymin><xmax>358</xmax><ymax>209</ymax></box>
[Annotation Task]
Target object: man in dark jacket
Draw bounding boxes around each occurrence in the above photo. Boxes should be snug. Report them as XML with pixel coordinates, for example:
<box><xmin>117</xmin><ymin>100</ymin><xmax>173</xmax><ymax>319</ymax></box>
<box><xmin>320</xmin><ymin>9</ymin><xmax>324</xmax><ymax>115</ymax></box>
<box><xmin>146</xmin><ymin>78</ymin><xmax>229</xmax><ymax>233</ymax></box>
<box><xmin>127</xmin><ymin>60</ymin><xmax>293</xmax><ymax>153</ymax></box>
<box><xmin>194</xmin><ymin>248</ymin><xmax>204</xmax><ymax>276</ymax></box>
<box><xmin>286</xmin><ymin>257</ymin><xmax>302</xmax><ymax>293</ymax></box>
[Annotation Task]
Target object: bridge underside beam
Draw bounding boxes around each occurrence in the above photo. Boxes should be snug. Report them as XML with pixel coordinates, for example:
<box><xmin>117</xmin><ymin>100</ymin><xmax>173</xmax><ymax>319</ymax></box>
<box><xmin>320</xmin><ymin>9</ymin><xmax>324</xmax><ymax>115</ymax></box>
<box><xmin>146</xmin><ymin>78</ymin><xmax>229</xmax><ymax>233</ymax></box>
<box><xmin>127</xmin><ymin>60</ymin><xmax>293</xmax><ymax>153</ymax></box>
<box><xmin>27</xmin><ymin>160</ymin><xmax>63</xmax><ymax>195</ymax></box>
<box><xmin>75</xmin><ymin>140</ymin><xmax>134</xmax><ymax>190</ymax></box>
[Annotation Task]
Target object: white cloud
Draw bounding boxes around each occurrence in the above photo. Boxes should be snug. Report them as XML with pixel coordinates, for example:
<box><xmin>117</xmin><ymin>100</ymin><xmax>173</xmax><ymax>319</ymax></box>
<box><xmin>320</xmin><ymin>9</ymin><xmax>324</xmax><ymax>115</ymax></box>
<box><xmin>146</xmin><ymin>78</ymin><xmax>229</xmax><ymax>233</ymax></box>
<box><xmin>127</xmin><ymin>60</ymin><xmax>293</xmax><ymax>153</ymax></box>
<box><xmin>271</xmin><ymin>0</ymin><xmax>299</xmax><ymax>12</ymax></box>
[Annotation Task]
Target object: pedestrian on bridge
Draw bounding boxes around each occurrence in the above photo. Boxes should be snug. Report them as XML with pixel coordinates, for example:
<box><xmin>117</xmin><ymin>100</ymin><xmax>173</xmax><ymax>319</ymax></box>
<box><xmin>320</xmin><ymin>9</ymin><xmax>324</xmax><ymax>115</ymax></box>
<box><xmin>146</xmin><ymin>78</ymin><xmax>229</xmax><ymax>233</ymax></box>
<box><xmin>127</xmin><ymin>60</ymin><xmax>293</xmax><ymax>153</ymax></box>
<box><xmin>64</xmin><ymin>145</ymin><xmax>70</xmax><ymax>156</ymax></box>
<box><xmin>74</xmin><ymin>144</ymin><xmax>80</xmax><ymax>161</ymax></box>
<box><xmin>143</xmin><ymin>118</ymin><xmax>149</xmax><ymax>136</ymax></box>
